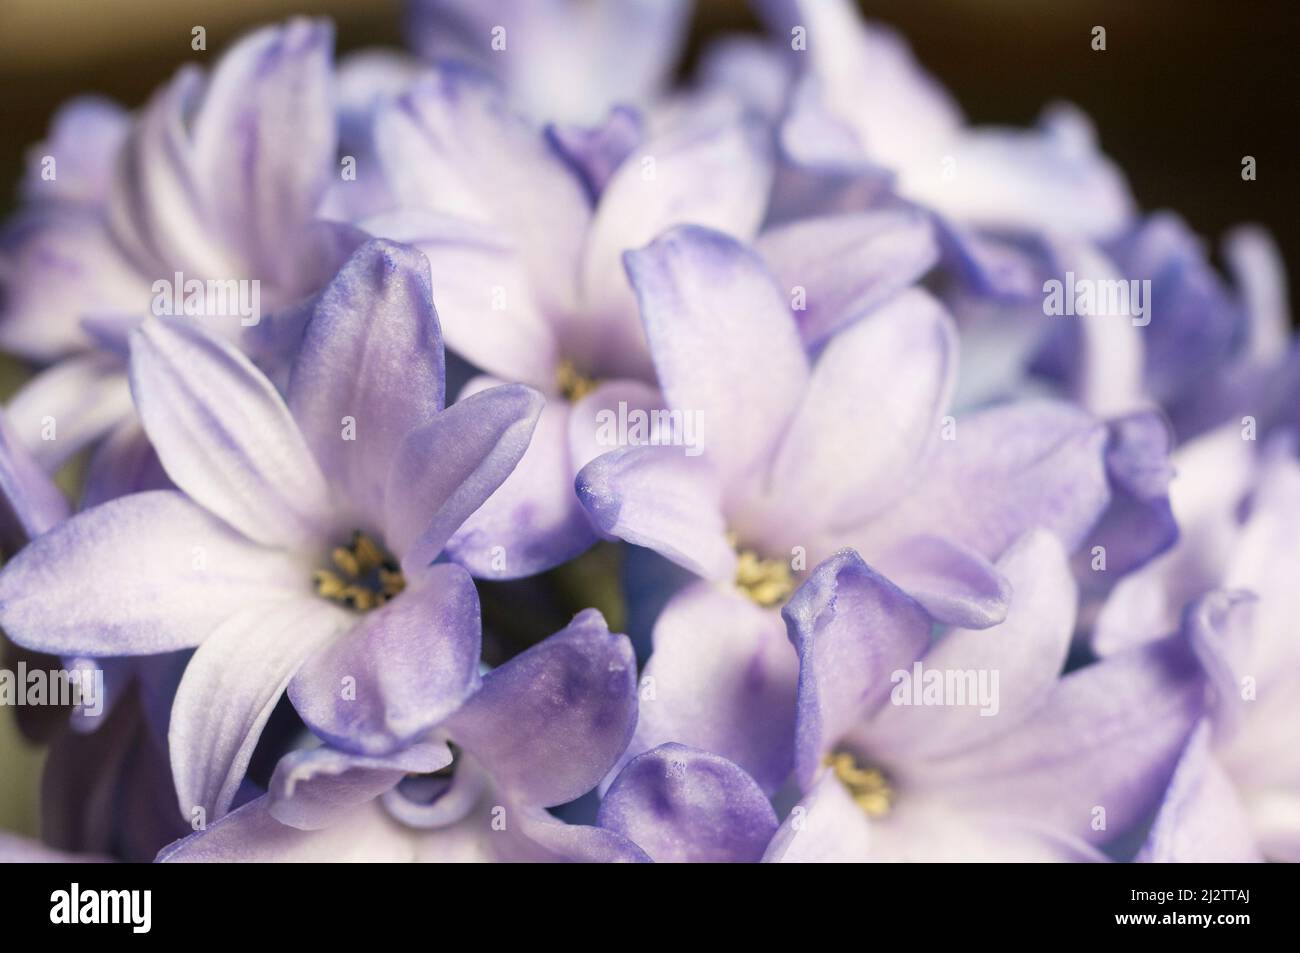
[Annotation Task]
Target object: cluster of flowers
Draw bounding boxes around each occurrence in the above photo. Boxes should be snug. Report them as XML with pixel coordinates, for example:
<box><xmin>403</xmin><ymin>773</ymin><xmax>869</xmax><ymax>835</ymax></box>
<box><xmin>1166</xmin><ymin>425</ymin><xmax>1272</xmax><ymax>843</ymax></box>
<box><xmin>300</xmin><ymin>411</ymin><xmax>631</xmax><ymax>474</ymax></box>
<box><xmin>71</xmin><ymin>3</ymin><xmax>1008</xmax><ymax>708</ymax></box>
<box><xmin>0</xmin><ymin>0</ymin><xmax>1296</xmax><ymax>863</ymax></box>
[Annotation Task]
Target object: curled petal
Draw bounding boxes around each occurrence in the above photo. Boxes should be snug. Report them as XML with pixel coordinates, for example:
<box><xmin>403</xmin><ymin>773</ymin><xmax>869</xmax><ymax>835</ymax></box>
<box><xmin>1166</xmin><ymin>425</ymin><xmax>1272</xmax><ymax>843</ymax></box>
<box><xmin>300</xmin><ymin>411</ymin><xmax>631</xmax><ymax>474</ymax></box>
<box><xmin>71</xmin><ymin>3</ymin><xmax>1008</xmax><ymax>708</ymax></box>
<box><xmin>599</xmin><ymin>744</ymin><xmax>778</xmax><ymax>863</ymax></box>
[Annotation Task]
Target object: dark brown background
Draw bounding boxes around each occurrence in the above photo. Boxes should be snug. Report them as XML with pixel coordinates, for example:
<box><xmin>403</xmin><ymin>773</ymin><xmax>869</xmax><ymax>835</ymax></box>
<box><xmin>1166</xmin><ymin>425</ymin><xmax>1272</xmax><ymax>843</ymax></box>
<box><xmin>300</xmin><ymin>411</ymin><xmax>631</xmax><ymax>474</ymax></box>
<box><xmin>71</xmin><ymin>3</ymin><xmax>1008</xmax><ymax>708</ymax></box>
<box><xmin>1</xmin><ymin>0</ymin><xmax>1296</xmax><ymax>302</ymax></box>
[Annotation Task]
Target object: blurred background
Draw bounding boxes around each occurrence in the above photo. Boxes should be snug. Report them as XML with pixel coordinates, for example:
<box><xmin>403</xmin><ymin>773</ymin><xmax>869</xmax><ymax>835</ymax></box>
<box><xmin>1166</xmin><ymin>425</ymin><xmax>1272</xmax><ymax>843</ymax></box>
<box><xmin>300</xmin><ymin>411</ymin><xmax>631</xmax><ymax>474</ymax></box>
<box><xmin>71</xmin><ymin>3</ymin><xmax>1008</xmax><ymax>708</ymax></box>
<box><xmin>2</xmin><ymin>0</ymin><xmax>1296</xmax><ymax>284</ymax></box>
<box><xmin>0</xmin><ymin>0</ymin><xmax>1296</xmax><ymax>836</ymax></box>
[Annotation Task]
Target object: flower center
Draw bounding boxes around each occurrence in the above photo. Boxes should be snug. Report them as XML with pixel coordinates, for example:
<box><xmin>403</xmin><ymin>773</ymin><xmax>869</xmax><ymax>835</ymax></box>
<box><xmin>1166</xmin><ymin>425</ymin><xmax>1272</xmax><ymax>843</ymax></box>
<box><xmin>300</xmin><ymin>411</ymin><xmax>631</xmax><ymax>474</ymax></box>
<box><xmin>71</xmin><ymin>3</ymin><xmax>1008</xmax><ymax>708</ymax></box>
<box><xmin>556</xmin><ymin>358</ymin><xmax>598</xmax><ymax>402</ymax></box>
<box><xmin>732</xmin><ymin>536</ymin><xmax>795</xmax><ymax>607</ymax></box>
<box><xmin>825</xmin><ymin>751</ymin><xmax>894</xmax><ymax>818</ymax></box>
<box><xmin>312</xmin><ymin>531</ymin><xmax>404</xmax><ymax>612</ymax></box>
<box><xmin>401</xmin><ymin>746</ymin><xmax>458</xmax><ymax>802</ymax></box>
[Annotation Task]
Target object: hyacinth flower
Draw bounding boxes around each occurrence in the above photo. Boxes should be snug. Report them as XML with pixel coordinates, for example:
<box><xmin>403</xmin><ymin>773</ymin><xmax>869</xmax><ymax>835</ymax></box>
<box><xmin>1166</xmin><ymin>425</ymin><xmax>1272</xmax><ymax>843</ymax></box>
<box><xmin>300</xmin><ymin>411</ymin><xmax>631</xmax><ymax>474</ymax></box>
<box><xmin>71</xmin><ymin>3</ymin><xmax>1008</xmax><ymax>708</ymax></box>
<box><xmin>0</xmin><ymin>412</ymin><xmax>163</xmax><ymax>738</ymax></box>
<box><xmin>158</xmin><ymin>610</ymin><xmax>647</xmax><ymax>863</ymax></box>
<box><xmin>593</xmin><ymin>535</ymin><xmax>1201</xmax><ymax>862</ymax></box>
<box><xmin>0</xmin><ymin>413</ymin><xmax>69</xmax><ymax>558</ymax></box>
<box><xmin>1095</xmin><ymin>429</ymin><xmax>1300</xmax><ymax>860</ymax></box>
<box><xmin>596</xmin><ymin>743</ymin><xmax>780</xmax><ymax>863</ymax></box>
<box><xmin>3</xmin><ymin>420</ymin><xmax>185</xmax><ymax>859</ymax></box>
<box><xmin>0</xmin><ymin>19</ymin><xmax>347</xmax><ymax>487</ymax></box>
<box><xmin>0</xmin><ymin>240</ymin><xmax>543</xmax><ymax>827</ymax></box>
<box><xmin>574</xmin><ymin>224</ymin><xmax>1170</xmax><ymax>790</ymax></box>
<box><xmin>704</xmin><ymin>1</ymin><xmax>1145</xmax><ymax>400</ymax></box>
<box><xmin>1025</xmin><ymin>217</ymin><xmax>1295</xmax><ymax>438</ymax></box>
<box><xmin>403</xmin><ymin>0</ymin><xmax>692</xmax><ymax>125</ymax></box>
<box><xmin>764</xmin><ymin>530</ymin><xmax>1202</xmax><ymax>861</ymax></box>
<box><xmin>703</xmin><ymin>0</ymin><xmax>1130</xmax><ymax>307</ymax></box>
<box><xmin>359</xmin><ymin>65</ymin><xmax>773</xmax><ymax>577</ymax></box>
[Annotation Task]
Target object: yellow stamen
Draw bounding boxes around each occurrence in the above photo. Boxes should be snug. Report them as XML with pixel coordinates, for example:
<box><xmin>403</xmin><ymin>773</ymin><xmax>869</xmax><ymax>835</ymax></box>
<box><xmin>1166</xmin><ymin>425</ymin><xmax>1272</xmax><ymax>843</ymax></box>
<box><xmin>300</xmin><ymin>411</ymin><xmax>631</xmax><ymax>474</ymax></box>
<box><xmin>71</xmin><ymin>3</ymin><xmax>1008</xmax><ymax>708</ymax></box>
<box><xmin>379</xmin><ymin>568</ymin><xmax>406</xmax><ymax>598</ymax></box>
<box><xmin>314</xmin><ymin>533</ymin><xmax>404</xmax><ymax>612</ymax></box>
<box><xmin>731</xmin><ymin>540</ymin><xmax>795</xmax><ymax>608</ymax></box>
<box><xmin>824</xmin><ymin>752</ymin><xmax>893</xmax><ymax>818</ymax></box>
<box><xmin>556</xmin><ymin>359</ymin><xmax>597</xmax><ymax>402</ymax></box>
<box><xmin>313</xmin><ymin>569</ymin><xmax>348</xmax><ymax>599</ymax></box>
<box><xmin>331</xmin><ymin>547</ymin><xmax>360</xmax><ymax>578</ymax></box>
<box><xmin>352</xmin><ymin>532</ymin><xmax>383</xmax><ymax>573</ymax></box>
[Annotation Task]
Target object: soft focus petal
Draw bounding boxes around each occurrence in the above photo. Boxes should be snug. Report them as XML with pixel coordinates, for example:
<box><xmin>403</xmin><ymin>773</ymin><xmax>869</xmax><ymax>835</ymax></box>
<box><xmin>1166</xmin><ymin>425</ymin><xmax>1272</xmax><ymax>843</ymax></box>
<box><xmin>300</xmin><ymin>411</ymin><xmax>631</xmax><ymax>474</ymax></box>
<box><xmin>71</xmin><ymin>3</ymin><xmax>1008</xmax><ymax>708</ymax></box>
<box><xmin>547</xmin><ymin>105</ymin><xmax>643</xmax><ymax>203</ymax></box>
<box><xmin>1185</xmin><ymin>589</ymin><xmax>1258</xmax><ymax>737</ymax></box>
<box><xmin>130</xmin><ymin>319</ymin><xmax>334</xmax><ymax>548</ymax></box>
<box><xmin>899</xmin><ymin>106</ymin><xmax>1134</xmax><ymax>238</ymax></box>
<box><xmin>361</xmin><ymin>210</ymin><xmax>558</xmax><ymax>387</ymax></box>
<box><xmin>0</xmin><ymin>412</ymin><xmax>70</xmax><ymax>547</ymax></box>
<box><xmin>0</xmin><ymin>209</ymin><xmax>148</xmax><ymax>361</ymax></box>
<box><xmin>629</xmin><ymin>582</ymin><xmax>798</xmax><ymax>794</ymax></box>
<box><xmin>1043</xmin><ymin>238</ymin><xmax>1147</xmax><ymax>418</ymax></box>
<box><xmin>21</xmin><ymin>95</ymin><xmax>129</xmax><ymax>204</ymax></box>
<box><xmin>1138</xmin><ymin>722</ymin><xmax>1263</xmax><ymax>862</ymax></box>
<box><xmin>443</xmin><ymin>609</ymin><xmax>636</xmax><ymax>807</ymax></box>
<box><xmin>755</xmin><ymin>208</ymin><xmax>938</xmax><ymax>347</ymax></box>
<box><xmin>406</xmin><ymin>0</ymin><xmax>690</xmax><ymax>125</ymax></box>
<box><xmin>762</xmin><ymin>770</ymin><xmax>875</xmax><ymax>863</ymax></box>
<box><xmin>599</xmin><ymin>744</ymin><xmax>778</xmax><ymax>863</ymax></box>
<box><xmin>159</xmin><ymin>796</ymin><xmax>416</xmax><ymax>862</ymax></box>
<box><xmin>870</xmin><ymin>534</ymin><xmax>1011</xmax><ymax>630</ymax></box>
<box><xmin>1223</xmin><ymin>449</ymin><xmax>1300</xmax><ymax>682</ymax></box>
<box><xmin>446</xmin><ymin>386</ymin><xmax>596</xmax><ymax>579</ymax></box>
<box><xmin>189</xmin><ymin>18</ymin><xmax>336</xmax><ymax>287</ymax></box>
<box><xmin>1225</xmin><ymin>225</ymin><xmax>1290</xmax><ymax>365</ymax></box>
<box><xmin>763</xmin><ymin>289</ymin><xmax>956</xmax><ymax>533</ymax></box>
<box><xmin>566</xmin><ymin>378</ymin><xmax>669</xmax><ymax>477</ymax></box>
<box><xmin>287</xmin><ymin>239</ymin><xmax>445</xmax><ymax>520</ymax></box>
<box><xmin>170</xmin><ymin>597</ymin><xmax>352</xmax><ymax>820</ymax></box>
<box><xmin>784</xmin><ymin>550</ymin><xmax>931</xmax><ymax>787</ymax></box>
<box><xmin>856</xmin><ymin>399</ymin><xmax>1111</xmax><ymax>560</ymax></box>
<box><xmin>289</xmin><ymin>563</ymin><xmax>482</xmax><ymax>755</ymax></box>
<box><xmin>864</xmin><ymin>529</ymin><xmax>1076</xmax><ymax>761</ymax></box>
<box><xmin>625</xmin><ymin>226</ymin><xmax>807</xmax><ymax>486</ymax></box>
<box><xmin>384</xmin><ymin>383</ymin><xmax>543</xmax><ymax>572</ymax></box>
<box><xmin>5</xmin><ymin>354</ymin><xmax>133</xmax><ymax>472</ymax></box>
<box><xmin>269</xmin><ymin>742</ymin><xmax>452</xmax><ymax>831</ymax></box>
<box><xmin>574</xmin><ymin>113</ymin><xmax>774</xmax><ymax>376</ymax></box>
<box><xmin>1077</xmin><ymin>411</ymin><xmax>1178</xmax><ymax>586</ymax></box>
<box><xmin>0</xmin><ymin>490</ymin><xmax>305</xmax><ymax>656</ymax></box>
<box><xmin>576</xmin><ymin>444</ymin><xmax>734</xmax><ymax>581</ymax></box>
<box><xmin>375</xmin><ymin>66</ymin><xmax>590</xmax><ymax>314</ymax></box>
<box><xmin>79</xmin><ymin>419</ymin><xmax>171</xmax><ymax>509</ymax></box>
<box><xmin>757</xmin><ymin>1</ymin><xmax>962</xmax><ymax>169</ymax></box>
<box><xmin>107</xmin><ymin>66</ymin><xmax>241</xmax><ymax>280</ymax></box>
<box><xmin>910</xmin><ymin>639</ymin><xmax>1203</xmax><ymax>846</ymax></box>
<box><xmin>1093</xmin><ymin>424</ymin><xmax>1254</xmax><ymax>655</ymax></box>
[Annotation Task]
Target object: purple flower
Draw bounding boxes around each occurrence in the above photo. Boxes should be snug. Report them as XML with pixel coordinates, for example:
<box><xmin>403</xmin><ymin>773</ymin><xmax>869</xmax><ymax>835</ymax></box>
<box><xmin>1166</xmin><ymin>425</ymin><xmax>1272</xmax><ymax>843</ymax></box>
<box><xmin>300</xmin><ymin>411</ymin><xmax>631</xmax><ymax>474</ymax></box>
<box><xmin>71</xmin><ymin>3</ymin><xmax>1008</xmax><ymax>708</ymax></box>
<box><xmin>598</xmin><ymin>743</ymin><xmax>778</xmax><ymax>863</ymax></box>
<box><xmin>158</xmin><ymin>610</ymin><xmax>645</xmax><ymax>862</ymax></box>
<box><xmin>575</xmin><ymin>225</ymin><xmax>1131</xmax><ymax>789</ymax></box>
<box><xmin>595</xmin><ymin>532</ymin><xmax>1201</xmax><ymax>862</ymax></box>
<box><xmin>0</xmin><ymin>240</ymin><xmax>542</xmax><ymax>825</ymax></box>
<box><xmin>1099</xmin><ymin>433</ymin><xmax>1300</xmax><ymax>860</ymax></box>
<box><xmin>0</xmin><ymin>19</ymin><xmax>346</xmax><ymax>496</ymax></box>
<box><xmin>404</xmin><ymin>0</ymin><xmax>692</xmax><ymax>124</ymax></box>
<box><xmin>361</xmin><ymin>66</ymin><xmax>774</xmax><ymax>577</ymax></box>
<box><xmin>767</xmin><ymin>531</ymin><xmax>1200</xmax><ymax>861</ymax></box>
<box><xmin>748</xmin><ymin>0</ymin><xmax>1132</xmax><ymax>239</ymax></box>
